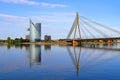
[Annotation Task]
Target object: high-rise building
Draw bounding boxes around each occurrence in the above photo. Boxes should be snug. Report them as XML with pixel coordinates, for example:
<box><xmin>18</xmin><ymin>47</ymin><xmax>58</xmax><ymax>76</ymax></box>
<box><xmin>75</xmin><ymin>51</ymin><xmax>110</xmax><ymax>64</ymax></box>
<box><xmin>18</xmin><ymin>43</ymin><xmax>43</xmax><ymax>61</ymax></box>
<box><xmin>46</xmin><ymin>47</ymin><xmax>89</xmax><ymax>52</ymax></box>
<box><xmin>30</xmin><ymin>20</ymin><xmax>41</xmax><ymax>42</ymax></box>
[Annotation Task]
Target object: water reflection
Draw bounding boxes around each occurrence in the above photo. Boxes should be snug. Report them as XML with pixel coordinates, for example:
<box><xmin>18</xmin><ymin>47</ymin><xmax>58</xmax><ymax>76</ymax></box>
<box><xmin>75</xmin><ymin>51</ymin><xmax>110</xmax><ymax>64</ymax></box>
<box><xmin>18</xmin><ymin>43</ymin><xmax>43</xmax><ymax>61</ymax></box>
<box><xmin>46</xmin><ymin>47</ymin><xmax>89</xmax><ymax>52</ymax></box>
<box><xmin>67</xmin><ymin>44</ymin><xmax>120</xmax><ymax>76</ymax></box>
<box><xmin>117</xmin><ymin>43</ymin><xmax>120</xmax><ymax>47</ymax></box>
<box><xmin>0</xmin><ymin>44</ymin><xmax>120</xmax><ymax>79</ymax></box>
<box><xmin>67</xmin><ymin>47</ymin><xmax>81</xmax><ymax>76</ymax></box>
<box><xmin>26</xmin><ymin>45</ymin><xmax>41</xmax><ymax>67</ymax></box>
<box><xmin>6</xmin><ymin>44</ymin><xmax>28</xmax><ymax>49</ymax></box>
<box><xmin>44</xmin><ymin>45</ymin><xmax>51</xmax><ymax>51</ymax></box>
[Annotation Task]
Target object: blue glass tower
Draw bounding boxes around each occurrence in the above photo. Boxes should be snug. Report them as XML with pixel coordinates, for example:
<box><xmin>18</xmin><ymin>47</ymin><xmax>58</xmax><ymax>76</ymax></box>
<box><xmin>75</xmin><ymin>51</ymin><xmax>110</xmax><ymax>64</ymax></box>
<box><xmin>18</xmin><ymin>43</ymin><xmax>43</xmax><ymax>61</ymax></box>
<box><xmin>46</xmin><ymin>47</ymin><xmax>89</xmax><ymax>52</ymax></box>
<box><xmin>30</xmin><ymin>19</ymin><xmax>41</xmax><ymax>42</ymax></box>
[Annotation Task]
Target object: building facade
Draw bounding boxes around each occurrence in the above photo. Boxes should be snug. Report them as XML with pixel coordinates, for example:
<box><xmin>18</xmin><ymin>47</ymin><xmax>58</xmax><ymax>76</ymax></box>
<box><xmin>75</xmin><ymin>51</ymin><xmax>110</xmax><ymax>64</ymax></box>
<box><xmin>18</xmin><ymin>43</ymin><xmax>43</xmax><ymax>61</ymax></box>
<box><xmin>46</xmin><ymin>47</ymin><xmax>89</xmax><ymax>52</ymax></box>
<box><xmin>25</xmin><ymin>35</ymin><xmax>30</xmax><ymax>40</ymax></box>
<box><xmin>44</xmin><ymin>35</ymin><xmax>51</xmax><ymax>41</ymax></box>
<box><xmin>30</xmin><ymin>20</ymin><xmax>41</xmax><ymax>42</ymax></box>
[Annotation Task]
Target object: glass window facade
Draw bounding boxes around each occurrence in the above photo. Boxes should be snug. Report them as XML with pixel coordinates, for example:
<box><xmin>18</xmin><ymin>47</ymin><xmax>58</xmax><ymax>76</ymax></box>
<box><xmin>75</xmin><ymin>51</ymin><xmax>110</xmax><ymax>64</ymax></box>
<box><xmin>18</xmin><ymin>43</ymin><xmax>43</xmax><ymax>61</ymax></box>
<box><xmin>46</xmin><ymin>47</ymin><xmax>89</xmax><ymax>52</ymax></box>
<box><xmin>30</xmin><ymin>21</ymin><xmax>41</xmax><ymax>42</ymax></box>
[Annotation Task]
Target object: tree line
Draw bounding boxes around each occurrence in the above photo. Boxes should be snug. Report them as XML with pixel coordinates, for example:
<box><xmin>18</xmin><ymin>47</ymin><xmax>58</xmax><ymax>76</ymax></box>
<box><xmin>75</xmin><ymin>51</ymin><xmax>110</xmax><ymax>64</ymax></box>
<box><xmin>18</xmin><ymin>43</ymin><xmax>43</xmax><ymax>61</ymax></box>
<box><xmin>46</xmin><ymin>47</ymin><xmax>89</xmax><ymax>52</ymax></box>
<box><xmin>1</xmin><ymin>37</ymin><xmax>30</xmax><ymax>44</ymax></box>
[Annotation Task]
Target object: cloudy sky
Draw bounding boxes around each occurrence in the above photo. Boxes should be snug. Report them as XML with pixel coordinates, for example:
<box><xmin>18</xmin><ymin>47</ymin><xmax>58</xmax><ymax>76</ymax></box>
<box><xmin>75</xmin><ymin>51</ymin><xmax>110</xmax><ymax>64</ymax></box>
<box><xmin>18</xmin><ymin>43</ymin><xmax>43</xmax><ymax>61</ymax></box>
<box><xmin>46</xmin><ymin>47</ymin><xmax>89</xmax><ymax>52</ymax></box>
<box><xmin>0</xmin><ymin>0</ymin><xmax>120</xmax><ymax>39</ymax></box>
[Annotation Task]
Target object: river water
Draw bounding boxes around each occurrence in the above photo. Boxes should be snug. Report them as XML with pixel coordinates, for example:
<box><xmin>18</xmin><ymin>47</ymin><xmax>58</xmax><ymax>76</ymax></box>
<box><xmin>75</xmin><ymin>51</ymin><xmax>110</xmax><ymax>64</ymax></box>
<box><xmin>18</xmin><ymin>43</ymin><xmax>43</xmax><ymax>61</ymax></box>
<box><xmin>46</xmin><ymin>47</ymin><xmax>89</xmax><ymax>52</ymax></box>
<box><xmin>0</xmin><ymin>44</ymin><xmax>120</xmax><ymax>80</ymax></box>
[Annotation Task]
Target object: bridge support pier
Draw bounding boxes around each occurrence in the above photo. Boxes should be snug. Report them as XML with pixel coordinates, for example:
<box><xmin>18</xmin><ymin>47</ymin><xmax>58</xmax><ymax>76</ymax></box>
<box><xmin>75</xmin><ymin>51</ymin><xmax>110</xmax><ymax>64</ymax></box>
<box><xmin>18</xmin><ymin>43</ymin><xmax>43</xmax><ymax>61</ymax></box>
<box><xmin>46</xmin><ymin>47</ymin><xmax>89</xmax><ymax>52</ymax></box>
<box><xmin>73</xmin><ymin>40</ymin><xmax>82</xmax><ymax>46</ymax></box>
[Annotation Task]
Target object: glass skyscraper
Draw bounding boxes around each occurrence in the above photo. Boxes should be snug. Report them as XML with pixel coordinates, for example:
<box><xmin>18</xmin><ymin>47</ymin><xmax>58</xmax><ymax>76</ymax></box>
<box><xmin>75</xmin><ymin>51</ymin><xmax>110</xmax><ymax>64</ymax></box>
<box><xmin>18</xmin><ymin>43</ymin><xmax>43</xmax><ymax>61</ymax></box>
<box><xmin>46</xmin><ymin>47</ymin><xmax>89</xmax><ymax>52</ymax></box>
<box><xmin>30</xmin><ymin>20</ymin><xmax>41</xmax><ymax>42</ymax></box>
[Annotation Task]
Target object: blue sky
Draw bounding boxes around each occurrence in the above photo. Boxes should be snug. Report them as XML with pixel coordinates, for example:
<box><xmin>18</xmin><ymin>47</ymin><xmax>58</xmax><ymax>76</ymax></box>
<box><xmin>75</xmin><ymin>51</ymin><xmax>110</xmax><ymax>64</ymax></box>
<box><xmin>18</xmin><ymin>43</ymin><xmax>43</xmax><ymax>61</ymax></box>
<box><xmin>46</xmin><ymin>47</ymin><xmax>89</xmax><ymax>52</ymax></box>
<box><xmin>0</xmin><ymin>0</ymin><xmax>120</xmax><ymax>39</ymax></box>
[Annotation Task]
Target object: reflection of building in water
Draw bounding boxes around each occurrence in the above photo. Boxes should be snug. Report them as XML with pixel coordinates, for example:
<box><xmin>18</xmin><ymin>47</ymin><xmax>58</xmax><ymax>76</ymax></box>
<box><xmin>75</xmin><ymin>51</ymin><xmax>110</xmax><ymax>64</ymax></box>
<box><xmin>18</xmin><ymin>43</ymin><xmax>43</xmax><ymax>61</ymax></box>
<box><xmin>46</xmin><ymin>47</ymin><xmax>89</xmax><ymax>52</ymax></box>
<box><xmin>44</xmin><ymin>45</ymin><xmax>51</xmax><ymax>51</ymax></box>
<box><xmin>25</xmin><ymin>45</ymin><xmax>41</xmax><ymax>67</ymax></box>
<box><xmin>30</xmin><ymin>45</ymin><xmax>41</xmax><ymax>66</ymax></box>
<box><xmin>25</xmin><ymin>45</ymin><xmax>30</xmax><ymax>59</ymax></box>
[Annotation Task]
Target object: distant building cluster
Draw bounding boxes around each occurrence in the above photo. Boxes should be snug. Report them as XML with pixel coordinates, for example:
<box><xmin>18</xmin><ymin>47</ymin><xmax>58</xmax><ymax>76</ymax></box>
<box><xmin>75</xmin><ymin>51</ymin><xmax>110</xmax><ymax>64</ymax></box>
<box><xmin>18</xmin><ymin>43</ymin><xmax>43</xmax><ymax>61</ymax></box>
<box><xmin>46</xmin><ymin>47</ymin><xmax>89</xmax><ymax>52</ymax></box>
<box><xmin>44</xmin><ymin>35</ymin><xmax>51</xmax><ymax>41</ymax></box>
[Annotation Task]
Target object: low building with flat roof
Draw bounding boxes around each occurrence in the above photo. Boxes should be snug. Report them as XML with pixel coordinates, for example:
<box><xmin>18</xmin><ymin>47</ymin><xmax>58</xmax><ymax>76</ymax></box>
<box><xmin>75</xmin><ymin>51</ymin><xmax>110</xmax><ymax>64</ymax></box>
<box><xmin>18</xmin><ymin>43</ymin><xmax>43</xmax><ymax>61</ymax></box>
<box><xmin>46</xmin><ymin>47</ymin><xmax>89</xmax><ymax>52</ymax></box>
<box><xmin>44</xmin><ymin>35</ymin><xmax>51</xmax><ymax>41</ymax></box>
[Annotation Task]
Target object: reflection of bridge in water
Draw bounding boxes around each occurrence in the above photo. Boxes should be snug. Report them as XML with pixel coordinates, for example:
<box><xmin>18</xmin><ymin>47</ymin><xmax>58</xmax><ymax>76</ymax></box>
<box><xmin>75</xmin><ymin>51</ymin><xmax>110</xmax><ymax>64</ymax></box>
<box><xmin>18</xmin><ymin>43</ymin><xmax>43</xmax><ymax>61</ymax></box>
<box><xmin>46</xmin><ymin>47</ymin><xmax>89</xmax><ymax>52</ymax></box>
<box><xmin>25</xmin><ymin>44</ymin><xmax>120</xmax><ymax>75</ymax></box>
<box><xmin>67</xmin><ymin>46</ymin><xmax>120</xmax><ymax>76</ymax></box>
<box><xmin>66</xmin><ymin>12</ymin><xmax>120</xmax><ymax>46</ymax></box>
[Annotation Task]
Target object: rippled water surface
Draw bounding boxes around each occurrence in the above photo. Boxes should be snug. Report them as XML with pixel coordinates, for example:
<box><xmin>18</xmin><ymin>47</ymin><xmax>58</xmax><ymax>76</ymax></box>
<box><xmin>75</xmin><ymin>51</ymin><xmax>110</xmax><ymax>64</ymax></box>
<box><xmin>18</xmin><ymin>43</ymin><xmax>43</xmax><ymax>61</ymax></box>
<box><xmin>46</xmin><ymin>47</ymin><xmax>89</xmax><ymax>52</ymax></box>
<box><xmin>0</xmin><ymin>44</ymin><xmax>120</xmax><ymax>80</ymax></box>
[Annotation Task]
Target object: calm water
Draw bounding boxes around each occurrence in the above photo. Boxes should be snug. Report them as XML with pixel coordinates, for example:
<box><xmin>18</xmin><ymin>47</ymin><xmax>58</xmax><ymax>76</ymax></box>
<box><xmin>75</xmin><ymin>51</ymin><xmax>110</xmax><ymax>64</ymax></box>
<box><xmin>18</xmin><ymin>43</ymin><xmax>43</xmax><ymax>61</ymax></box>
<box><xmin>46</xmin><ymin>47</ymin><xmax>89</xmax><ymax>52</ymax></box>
<box><xmin>0</xmin><ymin>44</ymin><xmax>120</xmax><ymax>80</ymax></box>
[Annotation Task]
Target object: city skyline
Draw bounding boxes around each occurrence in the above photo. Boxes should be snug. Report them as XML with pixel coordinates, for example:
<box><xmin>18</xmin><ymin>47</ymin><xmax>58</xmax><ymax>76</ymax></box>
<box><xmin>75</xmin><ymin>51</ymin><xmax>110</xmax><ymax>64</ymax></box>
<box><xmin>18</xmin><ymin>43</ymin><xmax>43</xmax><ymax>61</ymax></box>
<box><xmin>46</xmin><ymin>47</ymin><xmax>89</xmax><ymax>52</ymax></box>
<box><xmin>0</xmin><ymin>0</ymin><xmax>120</xmax><ymax>39</ymax></box>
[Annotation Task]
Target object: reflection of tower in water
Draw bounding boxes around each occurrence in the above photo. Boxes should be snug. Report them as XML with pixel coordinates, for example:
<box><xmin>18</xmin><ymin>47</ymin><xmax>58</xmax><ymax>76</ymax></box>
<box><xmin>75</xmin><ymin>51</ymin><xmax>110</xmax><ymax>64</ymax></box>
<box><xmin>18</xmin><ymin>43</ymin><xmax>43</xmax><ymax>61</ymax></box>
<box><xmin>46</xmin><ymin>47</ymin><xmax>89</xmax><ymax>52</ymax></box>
<box><xmin>29</xmin><ymin>45</ymin><xmax>41</xmax><ymax>67</ymax></box>
<box><xmin>67</xmin><ymin>47</ymin><xmax>81</xmax><ymax>76</ymax></box>
<box><xmin>67</xmin><ymin>46</ymin><xmax>120</xmax><ymax>76</ymax></box>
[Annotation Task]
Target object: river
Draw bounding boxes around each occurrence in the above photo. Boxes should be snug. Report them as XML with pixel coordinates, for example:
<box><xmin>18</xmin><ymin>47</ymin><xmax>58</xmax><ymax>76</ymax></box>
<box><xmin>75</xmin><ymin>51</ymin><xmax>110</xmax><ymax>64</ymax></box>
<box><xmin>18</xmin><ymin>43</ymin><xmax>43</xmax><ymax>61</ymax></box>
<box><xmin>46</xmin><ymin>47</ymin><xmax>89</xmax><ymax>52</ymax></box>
<box><xmin>0</xmin><ymin>44</ymin><xmax>120</xmax><ymax>80</ymax></box>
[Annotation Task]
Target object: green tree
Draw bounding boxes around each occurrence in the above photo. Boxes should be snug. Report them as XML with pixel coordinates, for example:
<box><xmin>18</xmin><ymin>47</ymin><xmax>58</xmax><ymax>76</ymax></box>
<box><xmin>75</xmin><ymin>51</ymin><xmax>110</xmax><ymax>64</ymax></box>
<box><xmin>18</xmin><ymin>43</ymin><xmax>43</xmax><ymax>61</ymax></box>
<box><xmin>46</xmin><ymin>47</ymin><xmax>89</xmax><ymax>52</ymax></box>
<box><xmin>7</xmin><ymin>37</ymin><xmax>11</xmax><ymax>44</ymax></box>
<box><xmin>20</xmin><ymin>37</ymin><xmax>23</xmax><ymax>43</ymax></box>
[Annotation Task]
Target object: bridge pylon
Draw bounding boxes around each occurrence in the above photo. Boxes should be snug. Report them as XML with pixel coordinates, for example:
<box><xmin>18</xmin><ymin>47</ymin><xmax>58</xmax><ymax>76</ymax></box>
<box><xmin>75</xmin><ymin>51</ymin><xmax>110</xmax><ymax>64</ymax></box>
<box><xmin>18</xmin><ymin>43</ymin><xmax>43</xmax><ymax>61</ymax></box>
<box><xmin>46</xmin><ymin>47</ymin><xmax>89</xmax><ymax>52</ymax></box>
<box><xmin>67</xmin><ymin>12</ymin><xmax>82</xmax><ymax>46</ymax></box>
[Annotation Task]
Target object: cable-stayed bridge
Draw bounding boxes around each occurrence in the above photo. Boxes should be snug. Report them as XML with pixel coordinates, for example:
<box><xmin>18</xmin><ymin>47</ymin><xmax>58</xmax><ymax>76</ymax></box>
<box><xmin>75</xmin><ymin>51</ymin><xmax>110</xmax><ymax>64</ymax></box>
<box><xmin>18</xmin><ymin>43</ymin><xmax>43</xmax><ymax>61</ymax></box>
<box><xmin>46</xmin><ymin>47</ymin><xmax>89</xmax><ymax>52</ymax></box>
<box><xmin>66</xmin><ymin>12</ymin><xmax>120</xmax><ymax>46</ymax></box>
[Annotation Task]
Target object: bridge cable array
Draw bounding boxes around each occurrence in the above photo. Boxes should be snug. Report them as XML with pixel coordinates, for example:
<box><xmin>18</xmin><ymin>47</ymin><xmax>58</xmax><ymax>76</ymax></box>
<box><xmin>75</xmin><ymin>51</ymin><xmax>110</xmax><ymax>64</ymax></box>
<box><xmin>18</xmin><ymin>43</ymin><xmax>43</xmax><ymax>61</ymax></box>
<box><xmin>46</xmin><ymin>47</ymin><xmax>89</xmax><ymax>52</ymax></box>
<box><xmin>80</xmin><ymin>16</ymin><xmax>120</xmax><ymax>35</ymax></box>
<box><xmin>80</xmin><ymin>18</ymin><xmax>109</xmax><ymax>38</ymax></box>
<box><xmin>67</xmin><ymin>13</ymin><xmax>120</xmax><ymax>39</ymax></box>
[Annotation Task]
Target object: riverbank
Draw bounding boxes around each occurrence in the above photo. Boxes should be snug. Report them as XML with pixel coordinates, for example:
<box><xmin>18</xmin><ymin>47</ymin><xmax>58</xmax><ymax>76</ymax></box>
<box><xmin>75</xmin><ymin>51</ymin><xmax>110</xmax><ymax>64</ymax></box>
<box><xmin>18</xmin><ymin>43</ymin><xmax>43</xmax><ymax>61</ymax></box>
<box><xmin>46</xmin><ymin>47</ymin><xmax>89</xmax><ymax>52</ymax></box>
<box><xmin>0</xmin><ymin>42</ymin><xmax>7</xmax><ymax>45</ymax></box>
<box><xmin>21</xmin><ymin>41</ymin><xmax>70</xmax><ymax>45</ymax></box>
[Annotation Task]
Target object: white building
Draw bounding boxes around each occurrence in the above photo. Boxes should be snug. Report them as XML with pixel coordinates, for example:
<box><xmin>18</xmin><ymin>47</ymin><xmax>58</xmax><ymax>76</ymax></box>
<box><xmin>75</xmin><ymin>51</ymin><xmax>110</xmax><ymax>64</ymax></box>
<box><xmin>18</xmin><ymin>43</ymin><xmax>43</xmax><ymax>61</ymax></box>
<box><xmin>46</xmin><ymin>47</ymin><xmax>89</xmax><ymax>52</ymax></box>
<box><xmin>30</xmin><ymin>20</ymin><xmax>41</xmax><ymax>42</ymax></box>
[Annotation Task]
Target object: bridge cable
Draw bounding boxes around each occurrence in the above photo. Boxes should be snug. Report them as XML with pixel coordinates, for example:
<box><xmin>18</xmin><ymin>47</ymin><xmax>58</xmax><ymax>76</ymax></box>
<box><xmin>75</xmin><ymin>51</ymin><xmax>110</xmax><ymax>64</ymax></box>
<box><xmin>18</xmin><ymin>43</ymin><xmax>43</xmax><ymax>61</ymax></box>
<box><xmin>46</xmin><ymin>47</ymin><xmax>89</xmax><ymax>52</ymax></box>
<box><xmin>67</xmin><ymin>18</ymin><xmax>77</xmax><ymax>39</ymax></box>
<box><xmin>80</xmin><ymin>22</ymin><xmax>96</xmax><ymax>38</ymax></box>
<box><xmin>80</xmin><ymin>24</ymin><xmax>88</xmax><ymax>38</ymax></box>
<box><xmin>80</xmin><ymin>18</ymin><xmax>109</xmax><ymax>38</ymax></box>
<box><xmin>80</xmin><ymin>16</ymin><xmax>120</xmax><ymax>35</ymax></box>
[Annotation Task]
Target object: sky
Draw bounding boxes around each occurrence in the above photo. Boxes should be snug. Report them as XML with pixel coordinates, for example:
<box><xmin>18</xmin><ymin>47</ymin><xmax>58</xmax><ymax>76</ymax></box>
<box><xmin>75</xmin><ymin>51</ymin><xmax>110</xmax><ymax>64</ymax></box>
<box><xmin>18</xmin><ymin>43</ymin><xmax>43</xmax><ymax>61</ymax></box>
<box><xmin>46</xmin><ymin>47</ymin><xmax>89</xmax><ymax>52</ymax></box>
<box><xmin>0</xmin><ymin>0</ymin><xmax>120</xmax><ymax>39</ymax></box>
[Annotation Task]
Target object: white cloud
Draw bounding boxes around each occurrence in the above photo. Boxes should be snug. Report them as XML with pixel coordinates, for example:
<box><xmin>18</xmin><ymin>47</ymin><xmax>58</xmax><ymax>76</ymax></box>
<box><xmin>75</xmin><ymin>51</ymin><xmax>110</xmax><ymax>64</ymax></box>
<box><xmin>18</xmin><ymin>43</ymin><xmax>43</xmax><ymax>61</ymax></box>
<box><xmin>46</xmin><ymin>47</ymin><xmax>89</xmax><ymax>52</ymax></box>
<box><xmin>32</xmin><ymin>15</ymin><xmax>73</xmax><ymax>23</ymax></box>
<box><xmin>39</xmin><ymin>2</ymin><xmax>68</xmax><ymax>8</ymax></box>
<box><xmin>0</xmin><ymin>12</ymin><xmax>74</xmax><ymax>39</ymax></box>
<box><xmin>0</xmin><ymin>0</ymin><xmax>68</xmax><ymax>8</ymax></box>
<box><xmin>0</xmin><ymin>12</ymin><xmax>75</xmax><ymax>27</ymax></box>
<box><xmin>0</xmin><ymin>13</ymin><xmax>27</xmax><ymax>20</ymax></box>
<box><xmin>0</xmin><ymin>0</ymin><xmax>38</xmax><ymax>5</ymax></box>
<box><xmin>0</xmin><ymin>13</ymin><xmax>28</xmax><ymax>28</ymax></box>
<box><xmin>30</xmin><ymin>12</ymin><xmax>75</xmax><ymax>23</ymax></box>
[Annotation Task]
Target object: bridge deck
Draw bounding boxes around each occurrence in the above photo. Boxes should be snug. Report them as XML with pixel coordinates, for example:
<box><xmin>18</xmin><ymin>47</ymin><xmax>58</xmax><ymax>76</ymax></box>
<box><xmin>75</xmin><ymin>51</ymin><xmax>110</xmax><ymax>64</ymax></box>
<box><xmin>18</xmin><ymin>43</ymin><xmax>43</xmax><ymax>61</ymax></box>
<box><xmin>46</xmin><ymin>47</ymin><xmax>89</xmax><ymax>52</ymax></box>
<box><xmin>76</xmin><ymin>37</ymin><xmax>120</xmax><ymax>40</ymax></box>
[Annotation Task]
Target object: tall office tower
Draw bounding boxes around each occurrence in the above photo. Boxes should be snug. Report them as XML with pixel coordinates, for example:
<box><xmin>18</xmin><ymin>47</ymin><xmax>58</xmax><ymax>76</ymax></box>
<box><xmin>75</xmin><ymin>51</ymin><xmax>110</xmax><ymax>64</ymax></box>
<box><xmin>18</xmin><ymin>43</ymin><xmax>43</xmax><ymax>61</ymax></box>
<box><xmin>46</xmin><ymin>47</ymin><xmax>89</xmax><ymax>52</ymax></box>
<box><xmin>30</xmin><ymin>20</ymin><xmax>41</xmax><ymax>42</ymax></box>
